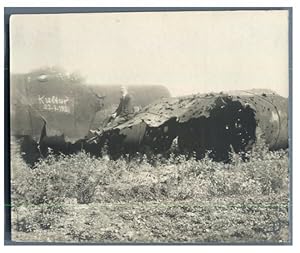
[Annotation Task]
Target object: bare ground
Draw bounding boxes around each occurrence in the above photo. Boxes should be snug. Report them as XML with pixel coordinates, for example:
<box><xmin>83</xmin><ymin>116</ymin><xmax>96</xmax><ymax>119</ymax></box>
<box><xmin>12</xmin><ymin>194</ymin><xmax>289</xmax><ymax>244</ymax></box>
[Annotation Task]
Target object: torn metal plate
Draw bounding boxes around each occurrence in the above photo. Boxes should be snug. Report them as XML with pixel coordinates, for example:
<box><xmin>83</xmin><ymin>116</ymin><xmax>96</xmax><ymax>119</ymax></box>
<box><xmin>99</xmin><ymin>89</ymin><xmax>288</xmax><ymax>160</ymax></box>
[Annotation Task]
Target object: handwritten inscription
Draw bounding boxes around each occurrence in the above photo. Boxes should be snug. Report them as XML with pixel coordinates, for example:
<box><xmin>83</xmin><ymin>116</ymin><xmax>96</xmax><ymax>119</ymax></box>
<box><xmin>37</xmin><ymin>95</ymin><xmax>73</xmax><ymax>113</ymax></box>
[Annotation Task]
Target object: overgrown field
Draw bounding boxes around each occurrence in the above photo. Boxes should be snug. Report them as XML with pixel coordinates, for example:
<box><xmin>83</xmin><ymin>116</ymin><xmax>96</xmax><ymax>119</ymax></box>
<box><xmin>10</xmin><ymin>144</ymin><xmax>291</xmax><ymax>244</ymax></box>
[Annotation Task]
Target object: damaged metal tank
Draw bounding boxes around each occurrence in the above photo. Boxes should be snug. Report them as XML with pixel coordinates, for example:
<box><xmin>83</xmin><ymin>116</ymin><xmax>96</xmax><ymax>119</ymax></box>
<box><xmin>10</xmin><ymin>68</ymin><xmax>105</xmax><ymax>164</ymax></box>
<box><xmin>10</xmin><ymin>68</ymin><xmax>171</xmax><ymax>164</ymax></box>
<box><xmin>92</xmin><ymin>89</ymin><xmax>288</xmax><ymax>161</ymax></box>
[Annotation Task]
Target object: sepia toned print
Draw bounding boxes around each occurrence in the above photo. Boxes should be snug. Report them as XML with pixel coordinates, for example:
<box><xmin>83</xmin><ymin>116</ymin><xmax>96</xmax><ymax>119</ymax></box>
<box><xmin>9</xmin><ymin>10</ymin><xmax>291</xmax><ymax>244</ymax></box>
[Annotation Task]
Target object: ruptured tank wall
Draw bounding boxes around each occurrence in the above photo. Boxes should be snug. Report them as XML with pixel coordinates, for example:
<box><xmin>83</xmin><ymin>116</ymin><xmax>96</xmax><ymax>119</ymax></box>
<box><xmin>98</xmin><ymin>90</ymin><xmax>288</xmax><ymax>161</ymax></box>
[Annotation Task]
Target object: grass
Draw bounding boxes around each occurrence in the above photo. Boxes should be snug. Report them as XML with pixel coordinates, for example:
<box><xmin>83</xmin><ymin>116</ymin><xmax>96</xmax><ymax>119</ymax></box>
<box><xmin>10</xmin><ymin>144</ymin><xmax>290</xmax><ymax>244</ymax></box>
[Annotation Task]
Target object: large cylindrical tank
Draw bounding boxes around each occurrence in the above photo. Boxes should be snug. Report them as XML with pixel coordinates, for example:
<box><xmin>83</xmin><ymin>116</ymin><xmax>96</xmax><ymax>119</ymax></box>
<box><xmin>98</xmin><ymin>89</ymin><xmax>288</xmax><ymax>161</ymax></box>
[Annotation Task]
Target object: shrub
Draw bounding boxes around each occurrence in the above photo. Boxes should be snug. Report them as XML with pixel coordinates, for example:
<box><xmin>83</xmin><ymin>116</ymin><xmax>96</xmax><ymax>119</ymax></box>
<box><xmin>11</xmin><ymin>146</ymin><xmax>289</xmax><ymax>241</ymax></box>
<box><xmin>12</xmin><ymin>148</ymin><xmax>289</xmax><ymax>204</ymax></box>
<box><xmin>11</xmin><ymin>152</ymin><xmax>106</xmax><ymax>231</ymax></box>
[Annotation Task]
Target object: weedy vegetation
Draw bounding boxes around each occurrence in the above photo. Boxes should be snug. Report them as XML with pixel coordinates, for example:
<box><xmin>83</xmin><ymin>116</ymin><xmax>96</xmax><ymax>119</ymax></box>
<box><xmin>10</xmin><ymin>141</ymin><xmax>290</xmax><ymax>243</ymax></box>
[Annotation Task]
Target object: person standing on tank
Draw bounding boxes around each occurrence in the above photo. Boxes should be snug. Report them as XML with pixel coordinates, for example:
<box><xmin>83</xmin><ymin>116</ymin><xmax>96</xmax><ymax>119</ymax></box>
<box><xmin>111</xmin><ymin>85</ymin><xmax>134</xmax><ymax>121</ymax></box>
<box><xmin>86</xmin><ymin>86</ymin><xmax>135</xmax><ymax>142</ymax></box>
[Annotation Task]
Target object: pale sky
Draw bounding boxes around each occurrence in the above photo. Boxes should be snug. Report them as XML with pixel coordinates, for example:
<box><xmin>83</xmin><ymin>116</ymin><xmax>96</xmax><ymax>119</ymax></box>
<box><xmin>10</xmin><ymin>10</ymin><xmax>289</xmax><ymax>97</ymax></box>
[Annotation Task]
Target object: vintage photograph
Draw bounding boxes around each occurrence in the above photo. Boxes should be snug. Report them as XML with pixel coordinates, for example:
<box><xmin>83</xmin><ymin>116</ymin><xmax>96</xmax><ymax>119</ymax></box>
<box><xmin>7</xmin><ymin>9</ymin><xmax>291</xmax><ymax>244</ymax></box>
